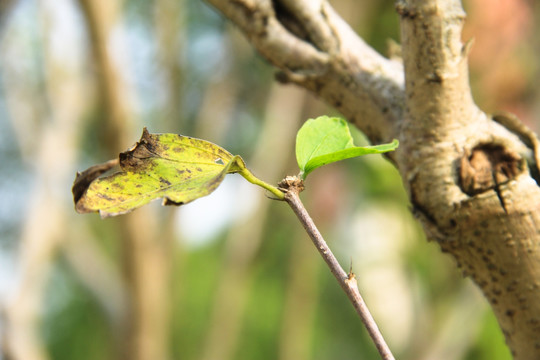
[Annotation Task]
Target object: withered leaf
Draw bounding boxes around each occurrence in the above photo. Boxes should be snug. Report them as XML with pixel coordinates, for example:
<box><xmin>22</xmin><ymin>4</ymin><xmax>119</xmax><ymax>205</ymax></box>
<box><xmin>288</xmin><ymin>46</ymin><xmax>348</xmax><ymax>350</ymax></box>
<box><xmin>73</xmin><ymin>128</ymin><xmax>245</xmax><ymax>218</ymax></box>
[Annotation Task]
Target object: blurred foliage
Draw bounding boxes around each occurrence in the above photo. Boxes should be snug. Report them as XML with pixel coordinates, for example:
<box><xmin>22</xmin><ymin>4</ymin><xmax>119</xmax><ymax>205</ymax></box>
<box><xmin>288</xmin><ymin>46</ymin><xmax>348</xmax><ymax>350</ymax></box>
<box><xmin>0</xmin><ymin>0</ymin><xmax>534</xmax><ymax>359</ymax></box>
<box><xmin>42</xmin><ymin>260</ymin><xmax>115</xmax><ymax>360</ymax></box>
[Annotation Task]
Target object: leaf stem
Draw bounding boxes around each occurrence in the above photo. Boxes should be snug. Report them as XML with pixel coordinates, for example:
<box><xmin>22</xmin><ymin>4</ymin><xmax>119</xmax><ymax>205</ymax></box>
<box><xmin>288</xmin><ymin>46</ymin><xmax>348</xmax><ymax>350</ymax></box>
<box><xmin>280</xmin><ymin>176</ymin><xmax>395</xmax><ymax>360</ymax></box>
<box><xmin>239</xmin><ymin>168</ymin><xmax>285</xmax><ymax>200</ymax></box>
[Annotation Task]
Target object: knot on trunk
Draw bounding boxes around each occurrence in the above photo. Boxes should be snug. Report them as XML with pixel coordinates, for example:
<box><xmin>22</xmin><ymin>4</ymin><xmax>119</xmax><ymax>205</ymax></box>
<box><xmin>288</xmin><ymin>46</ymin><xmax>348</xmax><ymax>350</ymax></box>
<box><xmin>459</xmin><ymin>143</ymin><xmax>524</xmax><ymax>196</ymax></box>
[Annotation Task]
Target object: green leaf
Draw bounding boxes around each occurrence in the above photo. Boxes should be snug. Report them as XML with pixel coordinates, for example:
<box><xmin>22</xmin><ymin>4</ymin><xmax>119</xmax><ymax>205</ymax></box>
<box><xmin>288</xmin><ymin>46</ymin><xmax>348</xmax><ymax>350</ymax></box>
<box><xmin>74</xmin><ymin>128</ymin><xmax>246</xmax><ymax>218</ymax></box>
<box><xmin>296</xmin><ymin>116</ymin><xmax>399</xmax><ymax>179</ymax></box>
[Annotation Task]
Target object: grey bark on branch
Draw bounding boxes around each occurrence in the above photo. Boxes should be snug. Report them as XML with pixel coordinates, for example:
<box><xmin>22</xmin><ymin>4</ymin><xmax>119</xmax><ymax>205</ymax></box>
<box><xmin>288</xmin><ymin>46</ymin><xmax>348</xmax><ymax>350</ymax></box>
<box><xmin>205</xmin><ymin>0</ymin><xmax>540</xmax><ymax>358</ymax></box>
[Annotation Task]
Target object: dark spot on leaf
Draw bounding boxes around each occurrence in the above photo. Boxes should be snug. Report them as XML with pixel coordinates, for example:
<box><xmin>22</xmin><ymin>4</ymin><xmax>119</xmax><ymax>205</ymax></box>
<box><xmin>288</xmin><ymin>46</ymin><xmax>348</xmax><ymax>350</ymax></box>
<box><xmin>173</xmin><ymin>147</ymin><xmax>184</xmax><ymax>153</ymax></box>
<box><xmin>160</xmin><ymin>178</ymin><xmax>172</xmax><ymax>186</ymax></box>
<box><xmin>197</xmin><ymin>167</ymin><xmax>203</xmax><ymax>172</ymax></box>
<box><xmin>112</xmin><ymin>183</ymin><xmax>124</xmax><ymax>190</ymax></box>
<box><xmin>98</xmin><ymin>193</ymin><xmax>115</xmax><ymax>201</ymax></box>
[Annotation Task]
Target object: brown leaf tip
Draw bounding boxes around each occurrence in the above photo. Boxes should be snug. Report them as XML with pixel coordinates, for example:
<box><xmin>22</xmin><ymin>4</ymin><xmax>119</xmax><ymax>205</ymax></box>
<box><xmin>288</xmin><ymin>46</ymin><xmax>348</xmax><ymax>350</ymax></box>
<box><xmin>72</xmin><ymin>159</ymin><xmax>119</xmax><ymax>205</ymax></box>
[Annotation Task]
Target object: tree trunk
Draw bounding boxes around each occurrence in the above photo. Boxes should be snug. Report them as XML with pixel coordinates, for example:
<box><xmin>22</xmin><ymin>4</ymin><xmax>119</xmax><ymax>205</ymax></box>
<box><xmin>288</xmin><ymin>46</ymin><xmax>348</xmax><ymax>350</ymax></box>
<box><xmin>204</xmin><ymin>0</ymin><xmax>540</xmax><ymax>358</ymax></box>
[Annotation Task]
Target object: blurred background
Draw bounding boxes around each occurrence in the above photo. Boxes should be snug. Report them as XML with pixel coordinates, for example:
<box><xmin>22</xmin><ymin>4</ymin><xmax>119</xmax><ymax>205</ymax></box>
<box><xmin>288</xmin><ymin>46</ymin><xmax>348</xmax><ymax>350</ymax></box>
<box><xmin>0</xmin><ymin>0</ymin><xmax>537</xmax><ymax>359</ymax></box>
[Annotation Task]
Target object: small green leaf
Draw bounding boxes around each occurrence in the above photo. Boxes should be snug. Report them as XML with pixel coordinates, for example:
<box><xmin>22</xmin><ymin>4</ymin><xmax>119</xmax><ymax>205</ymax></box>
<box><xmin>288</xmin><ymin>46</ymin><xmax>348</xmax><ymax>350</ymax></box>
<box><xmin>296</xmin><ymin>116</ymin><xmax>398</xmax><ymax>179</ymax></box>
<box><xmin>74</xmin><ymin>128</ymin><xmax>246</xmax><ymax>218</ymax></box>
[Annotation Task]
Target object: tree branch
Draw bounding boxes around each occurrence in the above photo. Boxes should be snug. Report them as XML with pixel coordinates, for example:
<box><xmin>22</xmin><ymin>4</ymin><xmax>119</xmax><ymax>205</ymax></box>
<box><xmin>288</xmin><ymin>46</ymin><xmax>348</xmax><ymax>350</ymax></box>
<box><xmin>205</xmin><ymin>0</ymin><xmax>404</xmax><ymax>144</ymax></box>
<box><xmin>397</xmin><ymin>1</ymin><xmax>540</xmax><ymax>357</ymax></box>
<box><xmin>206</xmin><ymin>0</ymin><xmax>540</xmax><ymax>357</ymax></box>
<box><xmin>279</xmin><ymin>176</ymin><xmax>395</xmax><ymax>360</ymax></box>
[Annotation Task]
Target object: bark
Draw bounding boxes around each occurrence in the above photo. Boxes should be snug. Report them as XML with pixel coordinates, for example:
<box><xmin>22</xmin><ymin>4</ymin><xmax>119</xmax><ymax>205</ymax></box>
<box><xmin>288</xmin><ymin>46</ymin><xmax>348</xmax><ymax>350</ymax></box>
<box><xmin>205</xmin><ymin>0</ymin><xmax>540</xmax><ymax>358</ymax></box>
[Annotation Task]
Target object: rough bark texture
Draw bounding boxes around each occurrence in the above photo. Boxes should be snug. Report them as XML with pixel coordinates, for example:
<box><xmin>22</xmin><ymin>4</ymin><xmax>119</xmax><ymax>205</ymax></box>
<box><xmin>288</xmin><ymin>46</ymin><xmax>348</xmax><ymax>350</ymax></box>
<box><xmin>205</xmin><ymin>0</ymin><xmax>540</xmax><ymax>358</ymax></box>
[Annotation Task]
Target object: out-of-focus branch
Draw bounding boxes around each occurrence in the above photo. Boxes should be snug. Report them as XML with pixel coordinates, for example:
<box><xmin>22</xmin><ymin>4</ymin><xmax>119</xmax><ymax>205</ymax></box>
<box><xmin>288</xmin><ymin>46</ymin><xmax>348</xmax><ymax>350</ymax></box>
<box><xmin>78</xmin><ymin>1</ymin><xmax>171</xmax><ymax>360</ymax></box>
<box><xmin>200</xmin><ymin>83</ymin><xmax>305</xmax><ymax>360</ymax></box>
<box><xmin>154</xmin><ymin>0</ymin><xmax>186</xmax><ymax>128</ymax></box>
<box><xmin>205</xmin><ymin>0</ymin><xmax>404</xmax><ymax>145</ymax></box>
<box><xmin>77</xmin><ymin>0</ymin><xmax>131</xmax><ymax>152</ymax></box>
<box><xmin>62</xmin><ymin>230</ymin><xmax>128</xmax><ymax>329</ymax></box>
<box><xmin>0</xmin><ymin>0</ymin><xmax>16</xmax><ymax>30</ymax></box>
<box><xmin>3</xmin><ymin>2</ymin><xmax>90</xmax><ymax>359</ymax></box>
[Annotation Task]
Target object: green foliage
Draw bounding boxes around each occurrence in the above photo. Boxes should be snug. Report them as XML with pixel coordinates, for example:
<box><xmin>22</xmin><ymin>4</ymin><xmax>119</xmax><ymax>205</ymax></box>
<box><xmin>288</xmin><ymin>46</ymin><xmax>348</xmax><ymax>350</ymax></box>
<box><xmin>466</xmin><ymin>311</ymin><xmax>512</xmax><ymax>360</ymax></box>
<box><xmin>173</xmin><ymin>242</ymin><xmax>225</xmax><ymax>360</ymax></box>
<box><xmin>295</xmin><ymin>116</ymin><xmax>398</xmax><ymax>179</ymax></box>
<box><xmin>43</xmin><ymin>261</ymin><xmax>114</xmax><ymax>360</ymax></box>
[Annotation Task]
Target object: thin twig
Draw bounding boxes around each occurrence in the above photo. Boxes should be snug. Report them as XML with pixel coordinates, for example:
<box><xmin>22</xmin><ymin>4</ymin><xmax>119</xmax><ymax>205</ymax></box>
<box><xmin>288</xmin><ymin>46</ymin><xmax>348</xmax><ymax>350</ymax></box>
<box><xmin>279</xmin><ymin>176</ymin><xmax>395</xmax><ymax>360</ymax></box>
